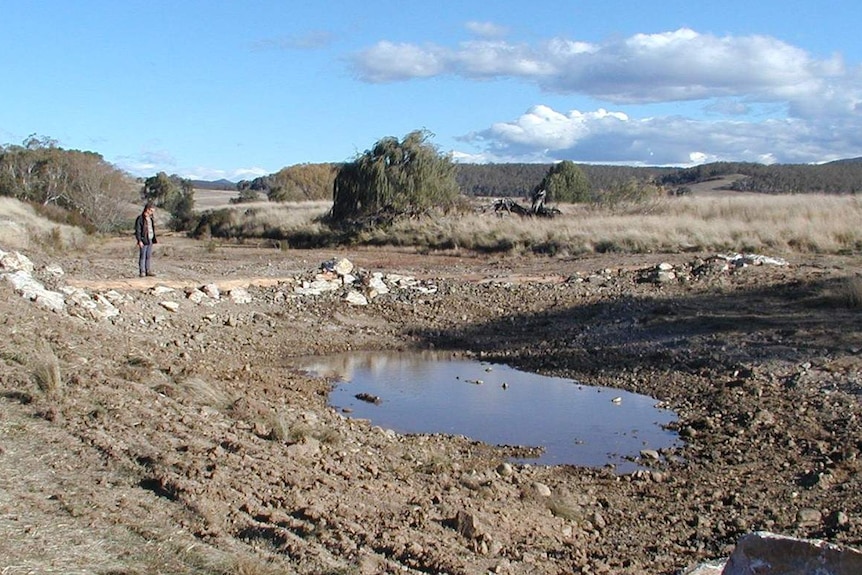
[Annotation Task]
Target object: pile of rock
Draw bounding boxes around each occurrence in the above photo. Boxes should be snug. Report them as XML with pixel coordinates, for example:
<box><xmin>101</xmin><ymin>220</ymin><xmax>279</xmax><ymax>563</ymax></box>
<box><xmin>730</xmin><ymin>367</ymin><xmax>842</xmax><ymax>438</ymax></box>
<box><xmin>1</xmin><ymin>249</ymin><xmax>438</xmax><ymax>322</ymax></box>
<box><xmin>293</xmin><ymin>257</ymin><xmax>437</xmax><ymax>306</ymax></box>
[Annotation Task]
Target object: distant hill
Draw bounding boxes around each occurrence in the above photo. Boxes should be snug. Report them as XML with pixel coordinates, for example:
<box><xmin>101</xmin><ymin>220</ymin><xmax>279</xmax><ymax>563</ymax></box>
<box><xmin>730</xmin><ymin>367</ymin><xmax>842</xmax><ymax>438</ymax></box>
<box><xmin>191</xmin><ymin>179</ymin><xmax>236</xmax><ymax>191</ymax></box>
<box><xmin>201</xmin><ymin>156</ymin><xmax>862</xmax><ymax>199</ymax></box>
<box><xmin>825</xmin><ymin>157</ymin><xmax>862</xmax><ymax>165</ymax></box>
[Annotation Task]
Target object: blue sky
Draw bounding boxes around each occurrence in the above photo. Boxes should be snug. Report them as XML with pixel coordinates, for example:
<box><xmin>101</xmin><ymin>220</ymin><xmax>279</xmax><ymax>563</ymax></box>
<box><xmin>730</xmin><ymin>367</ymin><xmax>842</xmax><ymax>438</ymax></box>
<box><xmin>2</xmin><ymin>1</ymin><xmax>861</xmax><ymax>181</ymax></box>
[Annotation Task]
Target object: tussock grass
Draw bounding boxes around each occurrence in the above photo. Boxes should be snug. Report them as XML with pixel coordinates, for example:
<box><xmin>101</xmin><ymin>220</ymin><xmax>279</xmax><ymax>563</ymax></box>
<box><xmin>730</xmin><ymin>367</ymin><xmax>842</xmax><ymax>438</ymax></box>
<box><xmin>267</xmin><ymin>412</ymin><xmax>292</xmax><ymax>442</ymax></box>
<box><xmin>547</xmin><ymin>496</ymin><xmax>583</xmax><ymax>522</ymax></box>
<box><xmin>203</xmin><ymin>194</ymin><xmax>862</xmax><ymax>256</ymax></box>
<box><xmin>32</xmin><ymin>341</ymin><xmax>62</xmax><ymax>400</ymax></box>
<box><xmin>835</xmin><ymin>276</ymin><xmax>862</xmax><ymax>308</ymax></box>
<box><xmin>266</xmin><ymin>413</ymin><xmax>340</xmax><ymax>445</ymax></box>
<box><xmin>176</xmin><ymin>377</ymin><xmax>235</xmax><ymax>410</ymax></box>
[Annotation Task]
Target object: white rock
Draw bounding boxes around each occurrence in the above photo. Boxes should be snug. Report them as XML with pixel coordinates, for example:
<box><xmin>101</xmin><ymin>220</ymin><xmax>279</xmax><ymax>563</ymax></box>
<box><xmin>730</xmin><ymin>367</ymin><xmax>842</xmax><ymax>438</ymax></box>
<box><xmin>159</xmin><ymin>301</ymin><xmax>179</xmax><ymax>312</ymax></box>
<box><xmin>61</xmin><ymin>286</ymin><xmax>119</xmax><ymax>321</ymax></box>
<box><xmin>368</xmin><ymin>273</ymin><xmax>390</xmax><ymax>294</ymax></box>
<box><xmin>34</xmin><ymin>290</ymin><xmax>66</xmax><ymax>312</ymax></box>
<box><xmin>229</xmin><ymin>287</ymin><xmax>252</xmax><ymax>304</ymax></box>
<box><xmin>102</xmin><ymin>290</ymin><xmax>132</xmax><ymax>305</ymax></box>
<box><xmin>531</xmin><ymin>482</ymin><xmax>552</xmax><ymax>497</ymax></box>
<box><xmin>333</xmin><ymin>258</ymin><xmax>354</xmax><ymax>276</ymax></box>
<box><xmin>201</xmin><ymin>283</ymin><xmax>220</xmax><ymax>299</ymax></box>
<box><xmin>4</xmin><ymin>269</ymin><xmax>65</xmax><ymax>312</ymax></box>
<box><xmin>0</xmin><ymin>250</ymin><xmax>35</xmax><ymax>273</ymax></box>
<box><xmin>187</xmin><ymin>289</ymin><xmax>208</xmax><ymax>304</ymax></box>
<box><xmin>294</xmin><ymin>279</ymin><xmax>340</xmax><ymax>295</ymax></box>
<box><xmin>341</xmin><ymin>273</ymin><xmax>357</xmax><ymax>285</ymax></box>
<box><xmin>344</xmin><ymin>290</ymin><xmax>368</xmax><ymax>306</ymax></box>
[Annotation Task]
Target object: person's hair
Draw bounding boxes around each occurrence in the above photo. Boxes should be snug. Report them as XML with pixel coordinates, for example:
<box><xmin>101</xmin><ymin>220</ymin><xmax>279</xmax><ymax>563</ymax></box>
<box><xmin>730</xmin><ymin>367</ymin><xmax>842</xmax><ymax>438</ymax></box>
<box><xmin>144</xmin><ymin>201</ymin><xmax>154</xmax><ymax>211</ymax></box>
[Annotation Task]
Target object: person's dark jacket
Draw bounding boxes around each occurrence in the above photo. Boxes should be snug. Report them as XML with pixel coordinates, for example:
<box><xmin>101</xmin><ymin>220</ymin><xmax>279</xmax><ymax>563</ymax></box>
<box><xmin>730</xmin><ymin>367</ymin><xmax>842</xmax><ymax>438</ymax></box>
<box><xmin>134</xmin><ymin>214</ymin><xmax>158</xmax><ymax>245</ymax></box>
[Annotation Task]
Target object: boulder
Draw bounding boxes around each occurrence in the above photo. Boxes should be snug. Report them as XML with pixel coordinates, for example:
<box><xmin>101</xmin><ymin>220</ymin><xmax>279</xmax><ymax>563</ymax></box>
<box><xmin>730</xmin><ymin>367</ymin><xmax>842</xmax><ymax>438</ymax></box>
<box><xmin>718</xmin><ymin>531</ymin><xmax>862</xmax><ymax>575</ymax></box>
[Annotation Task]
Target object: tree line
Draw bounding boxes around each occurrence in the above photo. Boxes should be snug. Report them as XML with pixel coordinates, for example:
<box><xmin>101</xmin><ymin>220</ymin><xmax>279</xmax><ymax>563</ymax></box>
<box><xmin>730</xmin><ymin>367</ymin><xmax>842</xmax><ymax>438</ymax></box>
<box><xmin>3</xmin><ymin>131</ymin><xmax>860</xmax><ymax>236</ymax></box>
<box><xmin>239</xmin><ymin>158</ymin><xmax>862</xmax><ymax>204</ymax></box>
<box><xmin>0</xmin><ymin>135</ymin><xmax>138</xmax><ymax>232</ymax></box>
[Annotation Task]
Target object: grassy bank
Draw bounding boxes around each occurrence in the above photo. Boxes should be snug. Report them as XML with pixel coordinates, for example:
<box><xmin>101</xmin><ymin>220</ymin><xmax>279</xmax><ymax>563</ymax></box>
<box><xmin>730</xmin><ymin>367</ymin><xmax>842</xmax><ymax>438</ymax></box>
<box><xmin>195</xmin><ymin>194</ymin><xmax>862</xmax><ymax>256</ymax></box>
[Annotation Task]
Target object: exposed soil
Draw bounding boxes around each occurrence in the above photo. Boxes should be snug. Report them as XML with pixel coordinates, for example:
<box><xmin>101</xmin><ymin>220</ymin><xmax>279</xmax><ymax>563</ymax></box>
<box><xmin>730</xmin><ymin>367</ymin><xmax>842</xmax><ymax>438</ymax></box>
<box><xmin>2</xmin><ymin>232</ymin><xmax>862</xmax><ymax>575</ymax></box>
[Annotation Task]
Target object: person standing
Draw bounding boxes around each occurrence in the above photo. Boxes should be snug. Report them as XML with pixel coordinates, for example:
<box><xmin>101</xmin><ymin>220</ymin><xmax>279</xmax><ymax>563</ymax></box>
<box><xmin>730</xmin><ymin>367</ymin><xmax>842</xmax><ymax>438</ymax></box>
<box><xmin>134</xmin><ymin>202</ymin><xmax>158</xmax><ymax>277</ymax></box>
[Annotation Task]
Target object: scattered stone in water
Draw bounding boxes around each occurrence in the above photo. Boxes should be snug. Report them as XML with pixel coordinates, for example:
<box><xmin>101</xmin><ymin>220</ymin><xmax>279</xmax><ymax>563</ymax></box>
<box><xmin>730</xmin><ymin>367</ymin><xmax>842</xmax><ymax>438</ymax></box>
<box><xmin>355</xmin><ymin>393</ymin><xmax>382</xmax><ymax>404</ymax></box>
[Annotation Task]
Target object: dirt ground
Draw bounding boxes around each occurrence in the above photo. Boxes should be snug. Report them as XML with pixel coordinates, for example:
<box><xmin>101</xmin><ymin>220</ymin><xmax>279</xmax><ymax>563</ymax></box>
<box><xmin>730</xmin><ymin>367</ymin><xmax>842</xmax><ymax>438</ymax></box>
<box><xmin>1</xmin><ymin>229</ymin><xmax>862</xmax><ymax>575</ymax></box>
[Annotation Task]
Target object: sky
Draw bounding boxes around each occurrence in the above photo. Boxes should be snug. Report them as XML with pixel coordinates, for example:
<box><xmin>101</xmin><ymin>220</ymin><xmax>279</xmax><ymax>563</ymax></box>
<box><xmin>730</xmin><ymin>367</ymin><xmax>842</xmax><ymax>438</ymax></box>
<box><xmin>2</xmin><ymin>1</ymin><xmax>862</xmax><ymax>181</ymax></box>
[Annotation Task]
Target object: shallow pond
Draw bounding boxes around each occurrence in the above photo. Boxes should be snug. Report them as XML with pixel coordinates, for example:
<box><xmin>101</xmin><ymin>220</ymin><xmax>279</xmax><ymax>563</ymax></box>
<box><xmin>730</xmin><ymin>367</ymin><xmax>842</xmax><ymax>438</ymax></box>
<box><xmin>297</xmin><ymin>350</ymin><xmax>679</xmax><ymax>472</ymax></box>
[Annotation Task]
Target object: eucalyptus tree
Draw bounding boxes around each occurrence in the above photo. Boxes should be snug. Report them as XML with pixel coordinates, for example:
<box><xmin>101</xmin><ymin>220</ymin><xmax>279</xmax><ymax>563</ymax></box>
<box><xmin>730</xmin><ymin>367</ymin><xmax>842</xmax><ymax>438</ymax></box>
<box><xmin>142</xmin><ymin>172</ymin><xmax>195</xmax><ymax>230</ymax></box>
<box><xmin>267</xmin><ymin>163</ymin><xmax>337</xmax><ymax>202</ymax></box>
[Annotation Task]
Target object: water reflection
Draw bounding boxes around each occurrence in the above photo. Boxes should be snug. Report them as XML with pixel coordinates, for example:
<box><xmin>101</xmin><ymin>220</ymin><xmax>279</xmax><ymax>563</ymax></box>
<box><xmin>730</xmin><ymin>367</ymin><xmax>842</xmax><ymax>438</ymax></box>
<box><xmin>296</xmin><ymin>350</ymin><xmax>679</xmax><ymax>472</ymax></box>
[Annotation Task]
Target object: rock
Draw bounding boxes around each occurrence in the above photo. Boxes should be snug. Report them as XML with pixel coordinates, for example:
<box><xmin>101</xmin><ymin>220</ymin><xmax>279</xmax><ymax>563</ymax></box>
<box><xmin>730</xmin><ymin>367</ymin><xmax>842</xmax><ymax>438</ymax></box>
<box><xmin>530</xmin><ymin>482</ymin><xmax>552</xmax><ymax>497</ymax></box>
<box><xmin>341</xmin><ymin>273</ymin><xmax>357</xmax><ymax>285</ymax></box>
<box><xmin>355</xmin><ymin>393</ymin><xmax>381</xmax><ymax>404</ymax></box>
<box><xmin>722</xmin><ymin>531</ymin><xmax>862</xmax><ymax>575</ymax></box>
<box><xmin>159</xmin><ymin>301</ymin><xmax>179</xmax><ymax>312</ymax></box>
<box><xmin>44</xmin><ymin>263</ymin><xmax>64</xmax><ymax>277</ymax></box>
<box><xmin>680</xmin><ymin>560</ymin><xmax>725</xmax><ymax>574</ymax></box>
<box><xmin>201</xmin><ymin>283</ymin><xmax>220</xmax><ymax>299</ymax></box>
<box><xmin>61</xmin><ymin>286</ymin><xmax>120</xmax><ymax>321</ymax></box>
<box><xmin>333</xmin><ymin>258</ymin><xmax>354</xmax><ymax>276</ymax></box>
<box><xmin>3</xmin><ymin>269</ymin><xmax>65</xmax><ymax>312</ymax></box>
<box><xmin>0</xmin><ymin>249</ymin><xmax>35</xmax><ymax>273</ymax></box>
<box><xmin>186</xmin><ymin>288</ymin><xmax>208</xmax><ymax>304</ymax></box>
<box><xmin>294</xmin><ymin>278</ymin><xmax>340</xmax><ymax>295</ymax></box>
<box><xmin>449</xmin><ymin>510</ymin><xmax>487</xmax><ymax>540</ymax></box>
<box><xmin>229</xmin><ymin>287</ymin><xmax>252</xmax><ymax>304</ymax></box>
<box><xmin>795</xmin><ymin>508</ymin><xmax>822</xmax><ymax>527</ymax></box>
<box><xmin>102</xmin><ymin>290</ymin><xmax>131</xmax><ymax>305</ymax></box>
<box><xmin>640</xmin><ymin>449</ymin><xmax>660</xmax><ymax>461</ymax></box>
<box><xmin>368</xmin><ymin>273</ymin><xmax>390</xmax><ymax>295</ymax></box>
<box><xmin>344</xmin><ymin>290</ymin><xmax>368</xmax><ymax>306</ymax></box>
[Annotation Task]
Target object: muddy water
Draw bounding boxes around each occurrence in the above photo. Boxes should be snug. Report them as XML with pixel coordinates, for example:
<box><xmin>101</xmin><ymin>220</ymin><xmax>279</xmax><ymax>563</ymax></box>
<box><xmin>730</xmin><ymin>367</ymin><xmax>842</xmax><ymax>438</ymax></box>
<box><xmin>298</xmin><ymin>350</ymin><xmax>679</xmax><ymax>472</ymax></box>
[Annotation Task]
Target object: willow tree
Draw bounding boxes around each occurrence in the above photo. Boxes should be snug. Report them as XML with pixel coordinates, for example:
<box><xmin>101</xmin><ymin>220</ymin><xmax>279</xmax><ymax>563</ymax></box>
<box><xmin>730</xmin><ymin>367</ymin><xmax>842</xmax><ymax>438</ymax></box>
<box><xmin>330</xmin><ymin>130</ymin><xmax>459</xmax><ymax>223</ymax></box>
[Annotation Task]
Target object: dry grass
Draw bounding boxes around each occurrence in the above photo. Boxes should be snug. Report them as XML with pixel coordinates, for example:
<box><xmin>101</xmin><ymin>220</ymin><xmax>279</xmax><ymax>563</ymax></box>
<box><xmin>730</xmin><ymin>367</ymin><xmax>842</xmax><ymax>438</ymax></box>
<box><xmin>176</xmin><ymin>377</ymin><xmax>235</xmax><ymax>410</ymax></box>
<box><xmin>206</xmin><ymin>194</ymin><xmax>862</xmax><ymax>256</ymax></box>
<box><xmin>835</xmin><ymin>276</ymin><xmax>862</xmax><ymax>308</ymax></box>
<box><xmin>32</xmin><ymin>340</ymin><xmax>63</xmax><ymax>400</ymax></box>
<box><xmin>0</xmin><ymin>197</ymin><xmax>88</xmax><ymax>251</ymax></box>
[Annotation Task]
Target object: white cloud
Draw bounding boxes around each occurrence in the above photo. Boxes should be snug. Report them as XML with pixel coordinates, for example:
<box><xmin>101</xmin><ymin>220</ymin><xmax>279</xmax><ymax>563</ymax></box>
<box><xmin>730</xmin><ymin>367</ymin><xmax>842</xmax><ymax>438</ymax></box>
<box><xmin>350</xmin><ymin>27</ymin><xmax>855</xmax><ymax>112</ymax></box>
<box><xmin>353</xmin><ymin>26</ymin><xmax>862</xmax><ymax>164</ymax></box>
<box><xmin>352</xmin><ymin>41</ymin><xmax>445</xmax><ymax>82</ymax></box>
<box><xmin>183</xmin><ymin>167</ymin><xmax>270</xmax><ymax>182</ymax></box>
<box><xmin>458</xmin><ymin>104</ymin><xmax>862</xmax><ymax>166</ymax></box>
<box><xmin>114</xmin><ymin>151</ymin><xmax>268</xmax><ymax>181</ymax></box>
<box><xmin>465</xmin><ymin>21</ymin><xmax>508</xmax><ymax>38</ymax></box>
